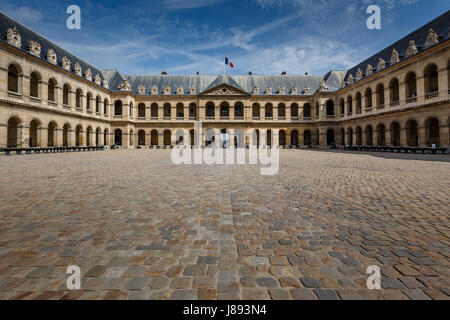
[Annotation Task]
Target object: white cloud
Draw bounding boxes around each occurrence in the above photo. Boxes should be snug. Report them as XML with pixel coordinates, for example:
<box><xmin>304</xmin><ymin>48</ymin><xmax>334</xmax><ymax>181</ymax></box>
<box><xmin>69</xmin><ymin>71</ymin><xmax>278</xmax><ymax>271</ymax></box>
<box><xmin>163</xmin><ymin>0</ymin><xmax>226</xmax><ymax>9</ymax></box>
<box><xmin>2</xmin><ymin>6</ymin><xmax>43</xmax><ymax>24</ymax></box>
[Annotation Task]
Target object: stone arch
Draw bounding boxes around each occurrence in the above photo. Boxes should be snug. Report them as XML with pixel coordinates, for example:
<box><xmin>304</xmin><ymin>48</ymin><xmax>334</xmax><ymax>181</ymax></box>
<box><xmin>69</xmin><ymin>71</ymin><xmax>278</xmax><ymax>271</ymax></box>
<box><xmin>405</xmin><ymin>72</ymin><xmax>417</xmax><ymax>99</ymax></box>
<box><xmin>389</xmin><ymin>78</ymin><xmax>400</xmax><ymax>103</ymax></box>
<box><xmin>76</xmin><ymin>125</ymin><xmax>83</xmax><ymax>146</ymax></box>
<box><xmin>279</xmin><ymin>130</ymin><xmax>286</xmax><ymax>146</ymax></box>
<box><xmin>86</xmin><ymin>126</ymin><xmax>93</xmax><ymax>146</ymax></box>
<box><xmin>163</xmin><ymin>130</ymin><xmax>171</xmax><ymax>146</ymax></box>
<box><xmin>76</xmin><ymin>89</ymin><xmax>83</xmax><ymax>109</ymax></box>
<box><xmin>326</xmin><ymin>100</ymin><xmax>334</xmax><ymax>116</ymax></box>
<box><xmin>47</xmin><ymin>121</ymin><xmax>57</xmax><ymax>147</ymax></box>
<box><xmin>138</xmin><ymin>103</ymin><xmax>146</xmax><ymax>118</ymax></box>
<box><xmin>278</xmin><ymin>103</ymin><xmax>286</xmax><ymax>118</ymax></box>
<box><xmin>86</xmin><ymin>92</ymin><xmax>93</xmax><ymax>111</ymax></box>
<box><xmin>63</xmin><ymin>84</ymin><xmax>71</xmax><ymax>106</ymax></box>
<box><xmin>303</xmin><ymin>103</ymin><xmax>311</xmax><ymax>119</ymax></box>
<box><xmin>265</xmin><ymin>103</ymin><xmax>273</xmax><ymax>118</ymax></box>
<box><xmin>424</xmin><ymin>63</ymin><xmax>438</xmax><ymax>94</ymax></box>
<box><xmin>163</xmin><ymin>103</ymin><xmax>171</xmax><ymax>118</ymax></box>
<box><xmin>340</xmin><ymin>128</ymin><xmax>345</xmax><ymax>145</ymax></box>
<box><xmin>7</xmin><ymin>116</ymin><xmax>22</xmax><ymax>147</ymax></box>
<box><xmin>29</xmin><ymin>119</ymin><xmax>41</xmax><ymax>147</ymax></box>
<box><xmin>206</xmin><ymin>102</ymin><xmax>215</xmax><ymax>118</ymax></box>
<box><xmin>346</xmin><ymin>95</ymin><xmax>353</xmax><ymax>114</ymax></box>
<box><xmin>104</xmin><ymin>98</ymin><xmax>109</xmax><ymax>115</ymax></box>
<box><xmin>103</xmin><ymin>128</ymin><xmax>109</xmax><ymax>146</ymax></box>
<box><xmin>347</xmin><ymin>127</ymin><xmax>353</xmax><ymax>145</ymax></box>
<box><xmin>252</xmin><ymin>103</ymin><xmax>260</xmax><ymax>119</ymax></box>
<box><xmin>63</xmin><ymin>123</ymin><xmax>71</xmax><ymax>146</ymax></box>
<box><xmin>7</xmin><ymin>64</ymin><xmax>21</xmax><ymax>93</ymax></box>
<box><xmin>151</xmin><ymin>103</ymin><xmax>158</xmax><ymax>118</ymax></box>
<box><xmin>376</xmin><ymin>83</ymin><xmax>385</xmax><ymax>107</ymax></box>
<box><xmin>189</xmin><ymin>103</ymin><xmax>197</xmax><ymax>119</ymax></box>
<box><xmin>365</xmin><ymin>88</ymin><xmax>373</xmax><ymax>110</ymax></box>
<box><xmin>390</xmin><ymin>122</ymin><xmax>401</xmax><ymax>146</ymax></box>
<box><xmin>151</xmin><ymin>130</ymin><xmax>159</xmax><ymax>146</ymax></box>
<box><xmin>339</xmin><ymin>99</ymin><xmax>345</xmax><ymax>115</ymax></box>
<box><xmin>291</xmin><ymin>103</ymin><xmax>299</xmax><ymax>118</ymax></box>
<box><xmin>95</xmin><ymin>96</ymin><xmax>101</xmax><ymax>113</ymax></box>
<box><xmin>114</xmin><ymin>100</ymin><xmax>123</xmax><ymax>116</ymax></box>
<box><xmin>405</xmin><ymin>119</ymin><xmax>418</xmax><ymax>147</ymax></box>
<box><xmin>376</xmin><ymin>123</ymin><xmax>386</xmax><ymax>146</ymax></box>
<box><xmin>355</xmin><ymin>92</ymin><xmax>362</xmax><ymax>113</ymax></box>
<box><xmin>425</xmin><ymin>117</ymin><xmax>440</xmax><ymax>146</ymax></box>
<box><xmin>48</xmin><ymin>78</ymin><xmax>57</xmax><ymax>102</ymax></box>
<box><xmin>356</xmin><ymin>126</ymin><xmax>363</xmax><ymax>145</ymax></box>
<box><xmin>326</xmin><ymin>129</ymin><xmax>335</xmax><ymax>145</ymax></box>
<box><xmin>234</xmin><ymin>102</ymin><xmax>244</xmax><ymax>118</ymax></box>
<box><xmin>304</xmin><ymin>130</ymin><xmax>312</xmax><ymax>146</ymax></box>
<box><xmin>176</xmin><ymin>103</ymin><xmax>184</xmax><ymax>118</ymax></box>
<box><xmin>95</xmin><ymin>127</ymin><xmax>101</xmax><ymax>146</ymax></box>
<box><xmin>313</xmin><ymin>129</ymin><xmax>320</xmax><ymax>145</ymax></box>
<box><xmin>30</xmin><ymin>71</ymin><xmax>41</xmax><ymax>98</ymax></box>
<box><xmin>114</xmin><ymin>129</ymin><xmax>122</xmax><ymax>146</ymax></box>
<box><xmin>291</xmin><ymin>130</ymin><xmax>299</xmax><ymax>146</ymax></box>
<box><xmin>365</xmin><ymin>125</ymin><xmax>373</xmax><ymax>146</ymax></box>
<box><xmin>220</xmin><ymin>102</ymin><xmax>229</xmax><ymax>118</ymax></box>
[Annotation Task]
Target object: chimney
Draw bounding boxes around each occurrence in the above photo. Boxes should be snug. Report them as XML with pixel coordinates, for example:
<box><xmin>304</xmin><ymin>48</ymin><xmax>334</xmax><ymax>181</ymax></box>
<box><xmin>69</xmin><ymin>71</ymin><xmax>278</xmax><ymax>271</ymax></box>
<box><xmin>305</xmin><ymin>72</ymin><xmax>308</xmax><ymax>75</ymax></box>
<box><xmin>281</xmin><ymin>71</ymin><xmax>286</xmax><ymax>75</ymax></box>
<box><xmin>162</xmin><ymin>71</ymin><xmax>167</xmax><ymax>75</ymax></box>
<box><xmin>196</xmin><ymin>71</ymin><xmax>199</xmax><ymax>75</ymax></box>
<box><xmin>248</xmin><ymin>71</ymin><xmax>253</xmax><ymax>75</ymax></box>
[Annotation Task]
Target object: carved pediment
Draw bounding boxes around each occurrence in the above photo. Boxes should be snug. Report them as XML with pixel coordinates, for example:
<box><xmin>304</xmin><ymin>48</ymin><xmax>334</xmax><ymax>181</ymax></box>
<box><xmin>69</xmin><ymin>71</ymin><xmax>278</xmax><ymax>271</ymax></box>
<box><xmin>7</xmin><ymin>27</ymin><xmax>21</xmax><ymax>48</ymax></box>
<box><xmin>28</xmin><ymin>40</ymin><xmax>41</xmax><ymax>57</ymax></box>
<box><xmin>406</xmin><ymin>40</ymin><xmax>418</xmax><ymax>57</ymax></box>
<box><xmin>390</xmin><ymin>49</ymin><xmax>400</xmax><ymax>65</ymax></box>
<box><xmin>425</xmin><ymin>29</ymin><xmax>438</xmax><ymax>48</ymax></box>
<box><xmin>47</xmin><ymin>49</ymin><xmax>57</xmax><ymax>65</ymax></box>
<box><xmin>201</xmin><ymin>84</ymin><xmax>249</xmax><ymax>96</ymax></box>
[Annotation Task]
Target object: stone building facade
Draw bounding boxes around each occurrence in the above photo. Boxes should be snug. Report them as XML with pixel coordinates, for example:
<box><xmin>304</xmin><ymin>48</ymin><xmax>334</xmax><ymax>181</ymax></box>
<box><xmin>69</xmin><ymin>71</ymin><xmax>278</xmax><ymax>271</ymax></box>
<box><xmin>0</xmin><ymin>11</ymin><xmax>449</xmax><ymax>149</ymax></box>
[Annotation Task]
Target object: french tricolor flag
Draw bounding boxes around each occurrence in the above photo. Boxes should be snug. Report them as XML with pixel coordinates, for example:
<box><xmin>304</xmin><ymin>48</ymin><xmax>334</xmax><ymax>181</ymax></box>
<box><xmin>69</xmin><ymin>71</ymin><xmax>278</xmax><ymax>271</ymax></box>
<box><xmin>225</xmin><ymin>57</ymin><xmax>234</xmax><ymax>68</ymax></box>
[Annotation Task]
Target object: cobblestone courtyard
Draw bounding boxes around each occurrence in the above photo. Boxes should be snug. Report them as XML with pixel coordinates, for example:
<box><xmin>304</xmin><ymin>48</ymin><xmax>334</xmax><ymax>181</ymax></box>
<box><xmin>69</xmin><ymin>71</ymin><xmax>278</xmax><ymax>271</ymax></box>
<box><xmin>0</xmin><ymin>150</ymin><xmax>449</xmax><ymax>300</ymax></box>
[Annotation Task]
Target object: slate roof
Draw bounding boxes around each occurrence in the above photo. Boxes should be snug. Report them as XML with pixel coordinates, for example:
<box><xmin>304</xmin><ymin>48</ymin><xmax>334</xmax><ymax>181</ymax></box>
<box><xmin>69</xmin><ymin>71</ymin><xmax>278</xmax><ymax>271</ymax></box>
<box><xmin>344</xmin><ymin>10</ymin><xmax>450</xmax><ymax>83</ymax></box>
<box><xmin>103</xmin><ymin>71</ymin><xmax>346</xmax><ymax>95</ymax></box>
<box><xmin>0</xmin><ymin>11</ymin><xmax>105</xmax><ymax>83</ymax></box>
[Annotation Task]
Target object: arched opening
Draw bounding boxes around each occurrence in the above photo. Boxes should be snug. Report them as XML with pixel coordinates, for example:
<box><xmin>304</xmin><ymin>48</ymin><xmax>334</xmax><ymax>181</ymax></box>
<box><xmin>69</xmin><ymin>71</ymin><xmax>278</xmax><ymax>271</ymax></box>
<box><xmin>405</xmin><ymin>120</ymin><xmax>418</xmax><ymax>147</ymax></box>
<box><xmin>114</xmin><ymin>100</ymin><xmax>123</xmax><ymax>116</ymax></box>
<box><xmin>176</xmin><ymin>103</ymin><xmax>184</xmax><ymax>118</ymax></box>
<box><xmin>315</xmin><ymin>102</ymin><xmax>319</xmax><ymax>117</ymax></box>
<box><xmin>304</xmin><ymin>130</ymin><xmax>311</xmax><ymax>146</ymax></box>
<box><xmin>346</xmin><ymin>96</ymin><xmax>353</xmax><ymax>115</ymax></box>
<box><xmin>86</xmin><ymin>92</ymin><xmax>92</xmax><ymax>111</ymax></box>
<box><xmin>164</xmin><ymin>130</ymin><xmax>171</xmax><ymax>146</ymax></box>
<box><xmin>8</xmin><ymin>65</ymin><xmax>19</xmax><ymax>93</ymax></box>
<box><xmin>365</xmin><ymin>125</ymin><xmax>373</xmax><ymax>146</ymax></box>
<box><xmin>95</xmin><ymin>96</ymin><xmax>101</xmax><ymax>113</ymax></box>
<box><xmin>151</xmin><ymin>130</ymin><xmax>159</xmax><ymax>146</ymax></box>
<box><xmin>279</xmin><ymin>130</ymin><xmax>286</xmax><ymax>146</ymax></box>
<box><xmin>151</xmin><ymin>103</ymin><xmax>158</xmax><ymax>118</ymax></box>
<box><xmin>48</xmin><ymin>78</ymin><xmax>56</xmax><ymax>102</ymax></box>
<box><xmin>114</xmin><ymin>129</ymin><xmax>122</xmax><ymax>146</ymax></box>
<box><xmin>76</xmin><ymin>125</ymin><xmax>83</xmax><ymax>146</ymax></box>
<box><xmin>376</xmin><ymin>84</ymin><xmax>385</xmax><ymax>108</ymax></box>
<box><xmin>254</xmin><ymin>130</ymin><xmax>260</xmax><ymax>146</ymax></box>
<box><xmin>278</xmin><ymin>103</ymin><xmax>286</xmax><ymax>119</ymax></box>
<box><xmin>76</xmin><ymin>89</ymin><xmax>82</xmax><ymax>109</ymax></box>
<box><xmin>29</xmin><ymin>120</ymin><xmax>40</xmax><ymax>147</ymax></box>
<box><xmin>266</xmin><ymin>130</ymin><xmax>272</xmax><ymax>146</ymax></box>
<box><xmin>96</xmin><ymin>128</ymin><xmax>101</xmax><ymax>146</ymax></box>
<box><xmin>356</xmin><ymin>127</ymin><xmax>362</xmax><ymax>145</ymax></box>
<box><xmin>104</xmin><ymin>99</ymin><xmax>109</xmax><ymax>115</ymax></box>
<box><xmin>206</xmin><ymin>102</ymin><xmax>215</xmax><ymax>118</ymax></box>
<box><xmin>291</xmin><ymin>103</ymin><xmax>299</xmax><ymax>119</ymax></box>
<box><xmin>390</xmin><ymin>78</ymin><xmax>399</xmax><ymax>104</ymax></box>
<box><xmin>103</xmin><ymin>129</ymin><xmax>109</xmax><ymax>146</ymax></box>
<box><xmin>424</xmin><ymin>64</ymin><xmax>438</xmax><ymax>94</ymax></box>
<box><xmin>189</xmin><ymin>103</ymin><xmax>197</xmax><ymax>119</ymax></box>
<box><xmin>365</xmin><ymin>88</ymin><xmax>373</xmax><ymax>110</ymax></box>
<box><xmin>63</xmin><ymin>124</ymin><xmax>70</xmax><ymax>146</ymax></box>
<box><xmin>291</xmin><ymin>130</ymin><xmax>299</xmax><ymax>146</ymax></box>
<box><xmin>347</xmin><ymin>128</ymin><xmax>353</xmax><ymax>146</ymax></box>
<box><xmin>86</xmin><ymin>127</ymin><xmax>93</xmax><ymax>146</ymax></box>
<box><xmin>138</xmin><ymin>103</ymin><xmax>146</xmax><ymax>118</ymax></box>
<box><xmin>220</xmin><ymin>102</ymin><xmax>229</xmax><ymax>119</ymax></box>
<box><xmin>138</xmin><ymin>130</ymin><xmax>146</xmax><ymax>145</ymax></box>
<box><xmin>390</xmin><ymin>122</ymin><xmax>401</xmax><ymax>146</ymax></box>
<box><xmin>252</xmin><ymin>103</ymin><xmax>260</xmax><ymax>119</ymax></box>
<box><xmin>405</xmin><ymin>72</ymin><xmax>417</xmax><ymax>99</ymax></box>
<box><xmin>376</xmin><ymin>124</ymin><xmax>386</xmax><ymax>146</ymax></box>
<box><xmin>48</xmin><ymin>122</ymin><xmax>57</xmax><ymax>147</ymax></box>
<box><xmin>313</xmin><ymin>129</ymin><xmax>320</xmax><ymax>145</ymax></box>
<box><xmin>7</xmin><ymin>117</ymin><xmax>21</xmax><ymax>147</ymax></box>
<box><xmin>234</xmin><ymin>102</ymin><xmax>244</xmax><ymax>118</ymax></box>
<box><xmin>63</xmin><ymin>84</ymin><xmax>70</xmax><ymax>106</ymax></box>
<box><xmin>340</xmin><ymin>128</ymin><xmax>345</xmax><ymax>145</ymax></box>
<box><xmin>303</xmin><ymin>104</ymin><xmax>311</xmax><ymax>119</ymax></box>
<box><xmin>190</xmin><ymin>129</ymin><xmax>195</xmax><ymax>146</ymax></box>
<box><xmin>355</xmin><ymin>93</ymin><xmax>362</xmax><ymax>113</ymax></box>
<box><xmin>30</xmin><ymin>72</ymin><xmax>39</xmax><ymax>97</ymax></box>
<box><xmin>326</xmin><ymin>100</ymin><xmax>334</xmax><ymax>116</ymax></box>
<box><xmin>425</xmin><ymin>117</ymin><xmax>440</xmax><ymax>146</ymax></box>
<box><xmin>339</xmin><ymin>99</ymin><xmax>345</xmax><ymax>115</ymax></box>
<box><xmin>326</xmin><ymin>129</ymin><xmax>335</xmax><ymax>146</ymax></box>
<box><xmin>265</xmin><ymin>103</ymin><xmax>273</xmax><ymax>119</ymax></box>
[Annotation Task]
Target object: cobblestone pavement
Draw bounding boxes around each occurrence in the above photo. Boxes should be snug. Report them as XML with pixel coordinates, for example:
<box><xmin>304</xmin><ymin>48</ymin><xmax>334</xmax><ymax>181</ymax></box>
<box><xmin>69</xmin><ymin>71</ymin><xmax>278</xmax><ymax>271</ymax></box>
<box><xmin>0</xmin><ymin>149</ymin><xmax>449</xmax><ymax>300</ymax></box>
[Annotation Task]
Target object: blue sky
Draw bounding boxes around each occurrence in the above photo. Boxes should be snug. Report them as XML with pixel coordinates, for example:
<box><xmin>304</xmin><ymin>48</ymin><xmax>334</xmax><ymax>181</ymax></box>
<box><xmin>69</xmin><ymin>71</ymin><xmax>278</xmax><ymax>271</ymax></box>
<box><xmin>1</xmin><ymin>0</ymin><xmax>449</xmax><ymax>75</ymax></box>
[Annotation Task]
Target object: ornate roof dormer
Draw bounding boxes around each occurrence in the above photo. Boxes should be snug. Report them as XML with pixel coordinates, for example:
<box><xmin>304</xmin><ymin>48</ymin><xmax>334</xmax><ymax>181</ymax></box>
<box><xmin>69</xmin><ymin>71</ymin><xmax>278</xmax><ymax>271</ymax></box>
<box><xmin>119</xmin><ymin>80</ymin><xmax>131</xmax><ymax>91</ymax></box>
<box><xmin>190</xmin><ymin>86</ymin><xmax>196</xmax><ymax>95</ymax></box>
<box><xmin>291</xmin><ymin>86</ymin><xmax>298</xmax><ymax>95</ymax></box>
<box><xmin>278</xmin><ymin>86</ymin><xmax>285</xmax><ymax>95</ymax></box>
<box><xmin>377</xmin><ymin>58</ymin><xmax>386</xmax><ymax>72</ymax></box>
<box><xmin>137</xmin><ymin>85</ymin><xmax>145</xmax><ymax>95</ymax></box>
<box><xmin>74</xmin><ymin>62</ymin><xmax>82</xmax><ymax>76</ymax></box>
<box><xmin>253</xmin><ymin>86</ymin><xmax>259</xmax><ymax>95</ymax></box>
<box><xmin>355</xmin><ymin>68</ymin><xmax>363</xmax><ymax>81</ymax></box>
<box><xmin>102</xmin><ymin>79</ymin><xmax>109</xmax><ymax>89</ymax></box>
<box><xmin>406</xmin><ymin>40</ymin><xmax>418</xmax><ymax>57</ymax></box>
<box><xmin>424</xmin><ymin>28</ymin><xmax>439</xmax><ymax>48</ymax></box>
<box><xmin>265</xmin><ymin>86</ymin><xmax>272</xmax><ymax>94</ymax></box>
<box><xmin>47</xmin><ymin>49</ymin><xmax>57</xmax><ymax>65</ymax></box>
<box><xmin>176</xmin><ymin>85</ymin><xmax>184</xmax><ymax>95</ymax></box>
<box><xmin>62</xmin><ymin>56</ymin><xmax>71</xmax><ymax>71</ymax></box>
<box><xmin>164</xmin><ymin>86</ymin><xmax>171</xmax><ymax>95</ymax></box>
<box><xmin>95</xmin><ymin>74</ymin><xmax>101</xmax><ymax>85</ymax></box>
<box><xmin>7</xmin><ymin>27</ymin><xmax>21</xmax><ymax>48</ymax></box>
<box><xmin>28</xmin><ymin>40</ymin><xmax>41</xmax><ymax>57</ymax></box>
<box><xmin>390</xmin><ymin>49</ymin><xmax>400</xmax><ymax>65</ymax></box>
<box><xmin>85</xmin><ymin>68</ymin><xmax>92</xmax><ymax>81</ymax></box>
<box><xmin>151</xmin><ymin>85</ymin><xmax>158</xmax><ymax>95</ymax></box>
<box><xmin>366</xmin><ymin>64</ymin><xmax>373</xmax><ymax>76</ymax></box>
<box><xmin>340</xmin><ymin>80</ymin><xmax>346</xmax><ymax>89</ymax></box>
<box><xmin>303</xmin><ymin>86</ymin><xmax>311</xmax><ymax>95</ymax></box>
<box><xmin>347</xmin><ymin>74</ymin><xmax>354</xmax><ymax>85</ymax></box>
<box><xmin>319</xmin><ymin>80</ymin><xmax>329</xmax><ymax>91</ymax></box>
